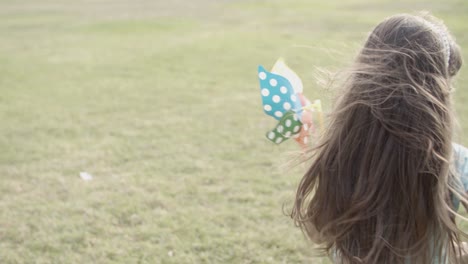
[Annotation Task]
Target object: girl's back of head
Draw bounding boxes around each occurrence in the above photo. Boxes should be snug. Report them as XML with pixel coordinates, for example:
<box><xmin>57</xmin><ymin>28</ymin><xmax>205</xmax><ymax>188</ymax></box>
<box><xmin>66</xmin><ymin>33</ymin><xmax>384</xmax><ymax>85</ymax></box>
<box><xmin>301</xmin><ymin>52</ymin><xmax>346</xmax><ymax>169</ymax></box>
<box><xmin>292</xmin><ymin>13</ymin><xmax>463</xmax><ymax>264</ymax></box>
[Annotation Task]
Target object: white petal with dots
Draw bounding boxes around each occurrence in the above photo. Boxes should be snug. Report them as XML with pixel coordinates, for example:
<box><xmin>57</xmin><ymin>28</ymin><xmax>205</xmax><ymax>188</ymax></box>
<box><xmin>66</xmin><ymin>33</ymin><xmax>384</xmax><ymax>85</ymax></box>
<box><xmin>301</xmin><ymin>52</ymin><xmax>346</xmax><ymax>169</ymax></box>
<box><xmin>259</xmin><ymin>72</ymin><xmax>267</xmax><ymax>80</ymax></box>
<box><xmin>280</xmin><ymin>86</ymin><xmax>287</xmax><ymax>94</ymax></box>
<box><xmin>285</xmin><ymin>119</ymin><xmax>292</xmax><ymax>127</ymax></box>
<box><xmin>261</xmin><ymin>88</ymin><xmax>270</xmax><ymax>96</ymax></box>
<box><xmin>277</xmin><ymin>125</ymin><xmax>284</xmax><ymax>133</ymax></box>
<box><xmin>274</xmin><ymin>111</ymin><xmax>283</xmax><ymax>118</ymax></box>
<box><xmin>269</xmin><ymin>78</ymin><xmax>278</xmax><ymax>87</ymax></box>
<box><xmin>264</xmin><ymin>105</ymin><xmax>272</xmax><ymax>111</ymax></box>
<box><xmin>283</xmin><ymin>102</ymin><xmax>291</xmax><ymax>110</ymax></box>
<box><xmin>272</xmin><ymin>95</ymin><xmax>280</xmax><ymax>103</ymax></box>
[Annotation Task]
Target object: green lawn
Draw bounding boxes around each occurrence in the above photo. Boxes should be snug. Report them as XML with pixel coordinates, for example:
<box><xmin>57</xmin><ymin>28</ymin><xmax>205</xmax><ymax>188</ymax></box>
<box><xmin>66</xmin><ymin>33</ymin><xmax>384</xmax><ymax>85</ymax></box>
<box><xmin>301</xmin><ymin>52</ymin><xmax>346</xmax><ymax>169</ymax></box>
<box><xmin>1</xmin><ymin>0</ymin><xmax>468</xmax><ymax>263</ymax></box>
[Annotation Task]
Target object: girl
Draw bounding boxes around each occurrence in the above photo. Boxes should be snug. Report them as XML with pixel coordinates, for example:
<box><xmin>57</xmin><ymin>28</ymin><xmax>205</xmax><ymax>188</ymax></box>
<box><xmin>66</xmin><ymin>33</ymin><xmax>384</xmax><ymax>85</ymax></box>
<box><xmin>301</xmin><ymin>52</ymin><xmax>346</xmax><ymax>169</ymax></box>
<box><xmin>291</xmin><ymin>13</ymin><xmax>467</xmax><ymax>263</ymax></box>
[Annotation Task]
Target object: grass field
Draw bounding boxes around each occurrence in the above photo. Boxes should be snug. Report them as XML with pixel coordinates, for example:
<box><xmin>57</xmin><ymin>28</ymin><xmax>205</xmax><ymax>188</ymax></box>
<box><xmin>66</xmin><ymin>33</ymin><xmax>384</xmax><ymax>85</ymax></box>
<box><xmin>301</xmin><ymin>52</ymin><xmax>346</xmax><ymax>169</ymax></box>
<box><xmin>1</xmin><ymin>0</ymin><xmax>468</xmax><ymax>263</ymax></box>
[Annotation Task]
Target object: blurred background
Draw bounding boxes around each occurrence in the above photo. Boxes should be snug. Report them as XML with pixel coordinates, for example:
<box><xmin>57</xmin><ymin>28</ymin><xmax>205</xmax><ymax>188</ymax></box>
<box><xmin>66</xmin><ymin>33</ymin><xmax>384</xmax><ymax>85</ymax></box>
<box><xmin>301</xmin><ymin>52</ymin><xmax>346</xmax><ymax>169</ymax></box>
<box><xmin>1</xmin><ymin>0</ymin><xmax>467</xmax><ymax>263</ymax></box>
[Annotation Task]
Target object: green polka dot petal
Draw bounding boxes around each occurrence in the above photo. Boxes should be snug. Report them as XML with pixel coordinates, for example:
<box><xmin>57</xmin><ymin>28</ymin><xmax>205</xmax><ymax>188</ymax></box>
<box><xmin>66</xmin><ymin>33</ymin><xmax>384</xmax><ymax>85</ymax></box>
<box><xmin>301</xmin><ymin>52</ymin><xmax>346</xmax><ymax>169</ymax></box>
<box><xmin>265</xmin><ymin>110</ymin><xmax>303</xmax><ymax>144</ymax></box>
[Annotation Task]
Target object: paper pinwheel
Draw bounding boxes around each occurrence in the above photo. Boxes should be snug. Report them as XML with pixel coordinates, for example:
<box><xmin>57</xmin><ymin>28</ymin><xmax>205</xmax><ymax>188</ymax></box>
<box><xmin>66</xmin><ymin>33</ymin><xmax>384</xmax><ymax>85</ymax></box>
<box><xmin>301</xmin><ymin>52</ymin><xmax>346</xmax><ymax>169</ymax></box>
<box><xmin>257</xmin><ymin>58</ymin><xmax>323</xmax><ymax>148</ymax></box>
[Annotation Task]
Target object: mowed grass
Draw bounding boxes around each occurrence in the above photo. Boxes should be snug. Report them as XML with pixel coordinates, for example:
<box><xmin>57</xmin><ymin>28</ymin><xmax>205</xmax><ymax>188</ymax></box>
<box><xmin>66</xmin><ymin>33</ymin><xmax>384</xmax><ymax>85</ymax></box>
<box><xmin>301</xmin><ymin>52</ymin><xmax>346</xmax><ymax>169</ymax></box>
<box><xmin>1</xmin><ymin>0</ymin><xmax>468</xmax><ymax>263</ymax></box>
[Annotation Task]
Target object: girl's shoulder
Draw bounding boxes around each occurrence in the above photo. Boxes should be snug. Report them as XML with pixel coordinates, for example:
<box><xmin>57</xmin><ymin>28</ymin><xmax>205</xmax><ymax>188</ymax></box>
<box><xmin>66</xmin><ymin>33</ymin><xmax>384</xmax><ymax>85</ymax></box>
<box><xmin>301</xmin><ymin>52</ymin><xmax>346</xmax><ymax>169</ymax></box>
<box><xmin>453</xmin><ymin>143</ymin><xmax>468</xmax><ymax>182</ymax></box>
<box><xmin>451</xmin><ymin>143</ymin><xmax>468</xmax><ymax>210</ymax></box>
<box><xmin>453</xmin><ymin>143</ymin><xmax>468</xmax><ymax>159</ymax></box>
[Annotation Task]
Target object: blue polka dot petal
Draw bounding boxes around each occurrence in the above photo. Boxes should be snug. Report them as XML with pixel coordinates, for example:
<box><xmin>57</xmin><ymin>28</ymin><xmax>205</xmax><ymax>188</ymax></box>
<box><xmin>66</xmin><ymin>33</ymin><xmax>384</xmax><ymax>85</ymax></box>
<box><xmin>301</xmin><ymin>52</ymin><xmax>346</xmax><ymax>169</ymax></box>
<box><xmin>258</xmin><ymin>65</ymin><xmax>303</xmax><ymax>120</ymax></box>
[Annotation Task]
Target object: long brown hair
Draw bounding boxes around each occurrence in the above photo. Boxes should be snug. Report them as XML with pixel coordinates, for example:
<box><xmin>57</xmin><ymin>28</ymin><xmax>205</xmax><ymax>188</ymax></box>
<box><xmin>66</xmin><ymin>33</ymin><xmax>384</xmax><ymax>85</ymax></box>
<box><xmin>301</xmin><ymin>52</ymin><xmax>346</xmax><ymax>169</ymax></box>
<box><xmin>292</xmin><ymin>13</ymin><xmax>464</xmax><ymax>264</ymax></box>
